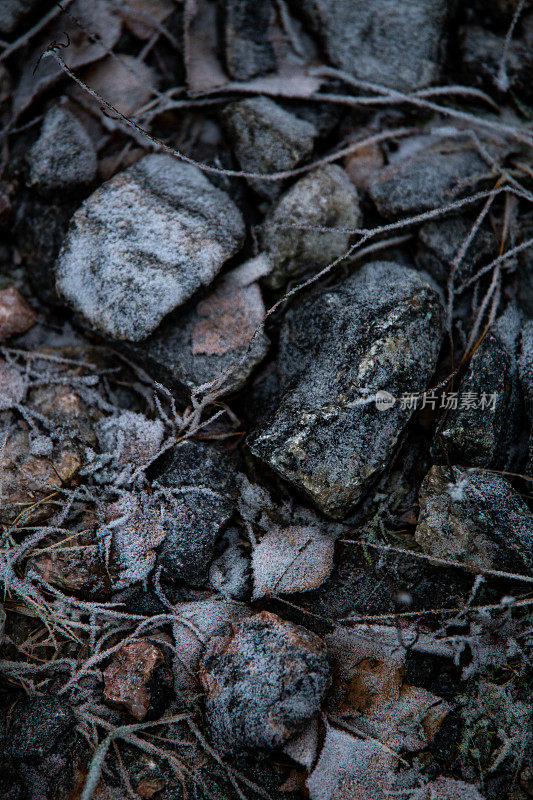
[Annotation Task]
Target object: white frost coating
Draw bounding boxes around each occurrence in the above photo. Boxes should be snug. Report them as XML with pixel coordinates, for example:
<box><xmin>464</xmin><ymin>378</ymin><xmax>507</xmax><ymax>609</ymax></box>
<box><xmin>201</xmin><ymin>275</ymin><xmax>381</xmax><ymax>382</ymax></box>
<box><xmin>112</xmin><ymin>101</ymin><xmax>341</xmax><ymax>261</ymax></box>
<box><xmin>55</xmin><ymin>154</ymin><xmax>245</xmax><ymax>341</ymax></box>
<box><xmin>447</xmin><ymin>477</ymin><xmax>469</xmax><ymax>502</ymax></box>
<box><xmin>96</xmin><ymin>411</ymin><xmax>165</xmax><ymax>467</ymax></box>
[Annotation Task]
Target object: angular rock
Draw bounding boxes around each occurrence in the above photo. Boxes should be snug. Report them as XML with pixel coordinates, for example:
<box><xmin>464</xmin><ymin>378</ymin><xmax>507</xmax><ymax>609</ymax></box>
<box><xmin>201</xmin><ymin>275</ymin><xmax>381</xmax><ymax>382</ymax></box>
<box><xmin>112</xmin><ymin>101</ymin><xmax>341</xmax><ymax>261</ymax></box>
<box><xmin>55</xmin><ymin>154</ymin><xmax>245</xmax><ymax>340</ymax></box>
<box><xmin>29</xmin><ymin>531</ymin><xmax>112</xmax><ymax>600</ymax></box>
<box><xmin>155</xmin><ymin>441</ymin><xmax>236</xmax><ymax>585</ymax></box>
<box><xmin>5</xmin><ymin>696</ymin><xmax>75</xmax><ymax>761</ymax></box>
<box><xmin>460</xmin><ymin>19</ymin><xmax>533</xmax><ymax>103</ymax></box>
<box><xmin>259</xmin><ymin>165</ymin><xmax>361</xmax><ymax>289</ymax></box>
<box><xmin>199</xmin><ymin>611</ymin><xmax>330</xmax><ymax>754</ymax></box>
<box><xmin>220</xmin><ymin>0</ymin><xmax>277</xmax><ymax>80</ymax></box>
<box><xmin>369</xmin><ymin>144</ymin><xmax>485</xmax><ymax>218</ymax></box>
<box><xmin>103</xmin><ymin>639</ymin><xmax>172</xmax><ymax>720</ymax></box>
<box><xmin>294</xmin><ymin>0</ymin><xmax>448</xmax><ymax>91</ymax></box>
<box><xmin>0</xmin><ymin>287</ymin><xmax>36</xmax><ymax>340</ymax></box>
<box><xmin>433</xmin><ymin>329</ymin><xmax>520</xmax><ymax>468</ymax></box>
<box><xmin>249</xmin><ymin>261</ymin><xmax>445</xmax><ymax>517</ymax></box>
<box><xmin>136</xmin><ymin>255</ymin><xmax>270</xmax><ymax>396</ymax></box>
<box><xmin>26</xmin><ymin>106</ymin><xmax>96</xmax><ymax>194</ymax></box>
<box><xmin>222</xmin><ymin>97</ymin><xmax>317</xmax><ymax>199</ymax></box>
<box><xmin>416</xmin><ymin>214</ymin><xmax>498</xmax><ymax>286</ymax></box>
<box><xmin>415</xmin><ymin>465</ymin><xmax>533</xmax><ymax>574</ymax></box>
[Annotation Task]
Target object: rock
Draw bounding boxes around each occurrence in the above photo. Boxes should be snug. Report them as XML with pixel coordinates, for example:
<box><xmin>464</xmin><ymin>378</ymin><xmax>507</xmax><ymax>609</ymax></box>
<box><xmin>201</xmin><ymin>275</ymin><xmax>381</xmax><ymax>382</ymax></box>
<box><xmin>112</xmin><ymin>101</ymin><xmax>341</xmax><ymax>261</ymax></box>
<box><xmin>96</xmin><ymin>411</ymin><xmax>165</xmax><ymax>468</ymax></box>
<box><xmin>155</xmin><ymin>441</ymin><xmax>236</xmax><ymax>585</ymax></box>
<box><xmin>249</xmin><ymin>261</ymin><xmax>444</xmax><ymax>517</ymax></box>
<box><xmin>55</xmin><ymin>153</ymin><xmax>245</xmax><ymax>341</ymax></box>
<box><xmin>415</xmin><ymin>465</ymin><xmax>533</xmax><ymax>574</ymax></box>
<box><xmin>220</xmin><ymin>0</ymin><xmax>277</xmax><ymax>80</ymax></box>
<box><xmin>258</xmin><ymin>165</ymin><xmax>361</xmax><ymax>289</ymax></box>
<box><xmin>136</xmin><ymin>255</ymin><xmax>270</xmax><ymax>396</ymax></box>
<box><xmin>0</xmin><ymin>361</ymin><xmax>27</xmax><ymax>410</ymax></box>
<box><xmin>103</xmin><ymin>639</ymin><xmax>172</xmax><ymax>720</ymax></box>
<box><xmin>369</xmin><ymin>143</ymin><xmax>485</xmax><ymax>218</ymax></box>
<box><xmin>29</xmin><ymin>384</ymin><xmax>97</xmax><ymax>446</ymax></box>
<box><xmin>344</xmin><ymin>142</ymin><xmax>385</xmax><ymax>191</ymax></box>
<box><xmin>26</xmin><ymin>106</ymin><xmax>96</xmax><ymax>195</ymax></box>
<box><xmin>29</xmin><ymin>530</ymin><xmax>112</xmax><ymax>600</ymax></box>
<box><xmin>222</xmin><ymin>97</ymin><xmax>317</xmax><ymax>200</ymax></box>
<box><xmin>5</xmin><ymin>696</ymin><xmax>75</xmax><ymax>761</ymax></box>
<box><xmin>433</xmin><ymin>329</ymin><xmax>520</xmax><ymax>468</ymax></box>
<box><xmin>199</xmin><ymin>611</ymin><xmax>330</xmax><ymax>755</ymax></box>
<box><xmin>460</xmin><ymin>19</ymin><xmax>533</xmax><ymax>103</ymax></box>
<box><xmin>0</xmin><ymin>287</ymin><xmax>36</xmax><ymax>340</ymax></box>
<box><xmin>294</xmin><ymin>0</ymin><xmax>448</xmax><ymax>91</ymax></box>
<box><xmin>416</xmin><ymin>214</ymin><xmax>498</xmax><ymax>286</ymax></box>
<box><xmin>412</xmin><ymin>778</ymin><xmax>485</xmax><ymax>800</ymax></box>
<box><xmin>0</xmin><ymin>0</ymin><xmax>45</xmax><ymax>35</ymax></box>
<box><xmin>519</xmin><ymin>317</ymin><xmax>533</xmax><ymax>470</ymax></box>
<box><xmin>209</xmin><ymin>527</ymin><xmax>251</xmax><ymax>599</ymax></box>
<box><xmin>0</xmin><ymin>425</ymin><xmax>81</xmax><ymax>525</ymax></box>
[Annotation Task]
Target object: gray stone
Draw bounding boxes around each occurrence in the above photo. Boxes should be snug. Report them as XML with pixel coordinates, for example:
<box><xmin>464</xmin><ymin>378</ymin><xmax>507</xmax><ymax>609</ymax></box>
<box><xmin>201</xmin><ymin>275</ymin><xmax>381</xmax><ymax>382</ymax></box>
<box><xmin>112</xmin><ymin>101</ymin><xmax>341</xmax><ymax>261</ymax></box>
<box><xmin>222</xmin><ymin>96</ymin><xmax>317</xmax><ymax>200</ymax></box>
<box><xmin>518</xmin><ymin>318</ymin><xmax>533</xmax><ymax>472</ymax></box>
<box><xmin>55</xmin><ymin>154</ymin><xmax>245</xmax><ymax>341</ymax></box>
<box><xmin>249</xmin><ymin>261</ymin><xmax>445</xmax><ymax>517</ymax></box>
<box><xmin>0</xmin><ymin>0</ymin><xmax>45</xmax><ymax>35</ymax></box>
<box><xmin>220</xmin><ymin>0</ymin><xmax>277</xmax><ymax>80</ymax></box>
<box><xmin>199</xmin><ymin>611</ymin><xmax>330</xmax><ymax>755</ymax></box>
<box><xmin>433</xmin><ymin>329</ymin><xmax>520</xmax><ymax>468</ymax></box>
<box><xmin>416</xmin><ymin>215</ymin><xmax>498</xmax><ymax>286</ymax></box>
<box><xmin>293</xmin><ymin>0</ymin><xmax>447</xmax><ymax>91</ymax></box>
<box><xmin>135</xmin><ymin>256</ymin><xmax>270</xmax><ymax>396</ymax></box>
<box><xmin>156</xmin><ymin>441</ymin><xmax>236</xmax><ymax>586</ymax></box>
<box><xmin>259</xmin><ymin>165</ymin><xmax>361</xmax><ymax>289</ymax></box>
<box><xmin>415</xmin><ymin>465</ymin><xmax>533</xmax><ymax>575</ymax></box>
<box><xmin>369</xmin><ymin>145</ymin><xmax>485</xmax><ymax>218</ymax></box>
<box><xmin>27</xmin><ymin>107</ymin><xmax>96</xmax><ymax>195</ymax></box>
<box><xmin>460</xmin><ymin>19</ymin><xmax>533</xmax><ymax>103</ymax></box>
<box><xmin>5</xmin><ymin>696</ymin><xmax>75</xmax><ymax>761</ymax></box>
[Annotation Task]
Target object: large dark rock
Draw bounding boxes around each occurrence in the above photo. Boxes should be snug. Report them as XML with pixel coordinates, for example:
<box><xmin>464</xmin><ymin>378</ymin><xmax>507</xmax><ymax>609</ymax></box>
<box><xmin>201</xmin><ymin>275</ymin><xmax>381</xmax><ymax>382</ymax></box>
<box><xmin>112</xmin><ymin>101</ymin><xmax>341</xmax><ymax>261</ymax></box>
<box><xmin>222</xmin><ymin>96</ymin><xmax>317</xmax><ymax>200</ymax></box>
<box><xmin>369</xmin><ymin>142</ymin><xmax>485</xmax><ymax>218</ymax></box>
<box><xmin>249</xmin><ymin>261</ymin><xmax>445</xmax><ymax>517</ymax></box>
<box><xmin>219</xmin><ymin>0</ymin><xmax>277</xmax><ymax>80</ymax></box>
<box><xmin>5</xmin><ymin>696</ymin><xmax>75</xmax><ymax>761</ymax></box>
<box><xmin>199</xmin><ymin>611</ymin><xmax>330</xmax><ymax>755</ymax></box>
<box><xmin>293</xmin><ymin>0</ymin><xmax>448</xmax><ymax>91</ymax></box>
<box><xmin>415</xmin><ymin>465</ymin><xmax>533</xmax><ymax>575</ymax></box>
<box><xmin>258</xmin><ymin>165</ymin><xmax>361</xmax><ymax>289</ymax></box>
<box><xmin>55</xmin><ymin>154</ymin><xmax>245</xmax><ymax>341</ymax></box>
<box><xmin>155</xmin><ymin>441</ymin><xmax>237</xmax><ymax>586</ymax></box>
<box><xmin>518</xmin><ymin>317</ymin><xmax>533</xmax><ymax>472</ymax></box>
<box><xmin>0</xmin><ymin>0</ymin><xmax>49</xmax><ymax>35</ymax></box>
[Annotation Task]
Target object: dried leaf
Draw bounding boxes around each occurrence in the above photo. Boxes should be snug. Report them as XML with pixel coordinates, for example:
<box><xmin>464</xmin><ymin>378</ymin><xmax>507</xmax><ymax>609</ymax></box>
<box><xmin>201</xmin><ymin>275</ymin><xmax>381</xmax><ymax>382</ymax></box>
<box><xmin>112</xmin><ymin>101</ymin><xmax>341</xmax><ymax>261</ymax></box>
<box><xmin>70</xmin><ymin>54</ymin><xmax>158</xmax><ymax>117</ymax></box>
<box><xmin>252</xmin><ymin>525</ymin><xmax>335</xmax><ymax>599</ymax></box>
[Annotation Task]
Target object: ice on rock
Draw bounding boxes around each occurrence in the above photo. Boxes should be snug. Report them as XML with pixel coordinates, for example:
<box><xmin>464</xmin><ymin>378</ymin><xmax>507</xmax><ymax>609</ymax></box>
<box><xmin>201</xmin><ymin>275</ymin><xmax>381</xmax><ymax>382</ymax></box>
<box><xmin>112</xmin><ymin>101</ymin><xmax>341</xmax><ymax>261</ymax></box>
<box><xmin>55</xmin><ymin>153</ymin><xmax>245</xmax><ymax>341</ymax></box>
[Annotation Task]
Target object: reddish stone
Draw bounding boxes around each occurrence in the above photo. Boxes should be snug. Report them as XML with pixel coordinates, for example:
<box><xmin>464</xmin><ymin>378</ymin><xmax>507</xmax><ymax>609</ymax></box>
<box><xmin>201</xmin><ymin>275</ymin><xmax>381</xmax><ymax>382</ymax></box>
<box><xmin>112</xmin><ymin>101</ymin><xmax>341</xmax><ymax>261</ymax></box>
<box><xmin>0</xmin><ymin>287</ymin><xmax>36</xmax><ymax>340</ymax></box>
<box><xmin>103</xmin><ymin>640</ymin><xmax>167</xmax><ymax>720</ymax></box>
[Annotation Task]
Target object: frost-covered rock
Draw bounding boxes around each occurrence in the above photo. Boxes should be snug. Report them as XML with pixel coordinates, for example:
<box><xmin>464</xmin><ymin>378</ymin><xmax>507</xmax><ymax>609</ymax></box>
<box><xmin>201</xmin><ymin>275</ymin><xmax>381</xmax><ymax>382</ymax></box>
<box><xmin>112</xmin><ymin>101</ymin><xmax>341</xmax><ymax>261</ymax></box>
<box><xmin>415</xmin><ymin>466</ymin><xmax>533</xmax><ymax>574</ymax></box>
<box><xmin>294</xmin><ymin>0</ymin><xmax>448</xmax><ymax>91</ymax></box>
<box><xmin>412</xmin><ymin>778</ymin><xmax>485</xmax><ymax>800</ymax></box>
<box><xmin>220</xmin><ymin>0</ymin><xmax>277</xmax><ymax>80</ymax></box>
<box><xmin>27</xmin><ymin>107</ymin><xmax>96</xmax><ymax>194</ymax></box>
<box><xmin>199</xmin><ymin>611</ymin><xmax>330</xmax><ymax>755</ymax></box>
<box><xmin>259</xmin><ymin>165</ymin><xmax>361</xmax><ymax>289</ymax></box>
<box><xmin>209</xmin><ymin>528</ymin><xmax>251</xmax><ymax>599</ymax></box>
<box><xmin>249</xmin><ymin>261</ymin><xmax>445</xmax><ymax>517</ymax></box>
<box><xmin>222</xmin><ymin>96</ymin><xmax>317</xmax><ymax>199</ymax></box>
<box><xmin>103</xmin><ymin>639</ymin><xmax>172</xmax><ymax>720</ymax></box>
<box><xmin>433</xmin><ymin>327</ymin><xmax>521</xmax><ymax>468</ymax></box>
<box><xmin>135</xmin><ymin>255</ymin><xmax>270</xmax><ymax>396</ymax></box>
<box><xmin>96</xmin><ymin>411</ymin><xmax>165</xmax><ymax>468</ymax></box>
<box><xmin>55</xmin><ymin>154</ymin><xmax>245</xmax><ymax>340</ymax></box>
<box><xmin>5</xmin><ymin>696</ymin><xmax>75</xmax><ymax>760</ymax></box>
<box><xmin>369</xmin><ymin>143</ymin><xmax>485</xmax><ymax>218</ymax></box>
<box><xmin>155</xmin><ymin>441</ymin><xmax>237</xmax><ymax>586</ymax></box>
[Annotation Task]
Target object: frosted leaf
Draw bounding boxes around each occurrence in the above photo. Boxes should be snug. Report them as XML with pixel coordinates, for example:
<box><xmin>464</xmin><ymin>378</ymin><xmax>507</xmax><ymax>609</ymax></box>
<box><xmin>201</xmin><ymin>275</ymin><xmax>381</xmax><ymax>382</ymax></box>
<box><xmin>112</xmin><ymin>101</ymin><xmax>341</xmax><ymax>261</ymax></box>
<box><xmin>0</xmin><ymin>363</ymin><xmax>27</xmax><ymax>410</ymax></box>
<box><xmin>252</xmin><ymin>525</ymin><xmax>335</xmax><ymax>599</ymax></box>
<box><xmin>412</xmin><ymin>777</ymin><xmax>485</xmax><ymax>800</ymax></box>
<box><xmin>96</xmin><ymin>411</ymin><xmax>165</xmax><ymax>467</ymax></box>
<box><xmin>307</xmin><ymin>724</ymin><xmax>396</xmax><ymax>800</ymax></box>
<box><xmin>209</xmin><ymin>528</ymin><xmax>250</xmax><ymax>599</ymax></box>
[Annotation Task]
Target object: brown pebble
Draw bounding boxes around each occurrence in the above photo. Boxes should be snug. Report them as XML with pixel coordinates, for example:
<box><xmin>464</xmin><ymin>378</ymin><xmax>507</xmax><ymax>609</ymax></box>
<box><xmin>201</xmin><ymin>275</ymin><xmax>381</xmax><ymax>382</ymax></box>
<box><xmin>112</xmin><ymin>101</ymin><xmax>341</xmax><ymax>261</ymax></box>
<box><xmin>103</xmin><ymin>640</ymin><xmax>166</xmax><ymax>720</ymax></box>
<box><xmin>0</xmin><ymin>287</ymin><xmax>36</xmax><ymax>340</ymax></box>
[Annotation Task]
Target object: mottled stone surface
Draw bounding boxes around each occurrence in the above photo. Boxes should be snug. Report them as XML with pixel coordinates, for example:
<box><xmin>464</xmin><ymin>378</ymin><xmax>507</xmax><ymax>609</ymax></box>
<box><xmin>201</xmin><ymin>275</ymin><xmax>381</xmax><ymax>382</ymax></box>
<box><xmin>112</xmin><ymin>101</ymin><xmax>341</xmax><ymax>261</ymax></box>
<box><xmin>222</xmin><ymin>96</ymin><xmax>317</xmax><ymax>199</ymax></box>
<box><xmin>249</xmin><ymin>261</ymin><xmax>445</xmax><ymax>517</ymax></box>
<box><xmin>220</xmin><ymin>0</ymin><xmax>277</xmax><ymax>80</ymax></box>
<box><xmin>0</xmin><ymin>287</ymin><xmax>36</xmax><ymax>340</ymax></box>
<box><xmin>103</xmin><ymin>639</ymin><xmax>172</xmax><ymax>720</ymax></box>
<box><xmin>259</xmin><ymin>165</ymin><xmax>361</xmax><ymax>289</ymax></box>
<box><xmin>136</xmin><ymin>256</ymin><xmax>270</xmax><ymax>396</ymax></box>
<box><xmin>200</xmin><ymin>611</ymin><xmax>330</xmax><ymax>754</ymax></box>
<box><xmin>415</xmin><ymin>466</ymin><xmax>533</xmax><ymax>574</ymax></box>
<box><xmin>55</xmin><ymin>153</ymin><xmax>245</xmax><ymax>340</ymax></box>
<box><xmin>369</xmin><ymin>145</ymin><xmax>485</xmax><ymax>218</ymax></box>
<box><xmin>0</xmin><ymin>0</ymin><xmax>44</xmax><ymax>35</ymax></box>
<box><xmin>27</xmin><ymin>107</ymin><xmax>96</xmax><ymax>194</ymax></box>
<box><xmin>156</xmin><ymin>441</ymin><xmax>236</xmax><ymax>585</ymax></box>
<box><xmin>5</xmin><ymin>696</ymin><xmax>75</xmax><ymax>761</ymax></box>
<box><xmin>294</xmin><ymin>0</ymin><xmax>448</xmax><ymax>91</ymax></box>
